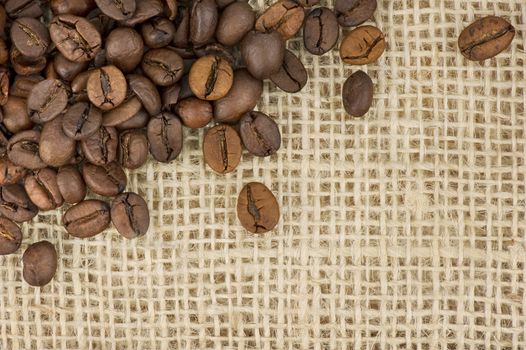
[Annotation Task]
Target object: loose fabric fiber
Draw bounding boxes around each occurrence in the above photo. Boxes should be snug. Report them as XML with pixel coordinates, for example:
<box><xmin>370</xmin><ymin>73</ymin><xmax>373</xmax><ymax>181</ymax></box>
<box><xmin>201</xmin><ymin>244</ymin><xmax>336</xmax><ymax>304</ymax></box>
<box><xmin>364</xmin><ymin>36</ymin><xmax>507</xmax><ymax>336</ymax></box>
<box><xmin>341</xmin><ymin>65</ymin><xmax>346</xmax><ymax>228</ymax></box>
<box><xmin>2</xmin><ymin>0</ymin><xmax>526</xmax><ymax>349</ymax></box>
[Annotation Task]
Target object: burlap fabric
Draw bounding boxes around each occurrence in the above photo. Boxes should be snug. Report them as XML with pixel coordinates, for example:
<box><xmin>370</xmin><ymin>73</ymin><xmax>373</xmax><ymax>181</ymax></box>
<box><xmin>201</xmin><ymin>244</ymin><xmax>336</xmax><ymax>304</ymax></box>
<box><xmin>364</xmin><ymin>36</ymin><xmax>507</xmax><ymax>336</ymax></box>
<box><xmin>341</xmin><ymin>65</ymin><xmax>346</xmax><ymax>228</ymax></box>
<box><xmin>1</xmin><ymin>0</ymin><xmax>525</xmax><ymax>349</ymax></box>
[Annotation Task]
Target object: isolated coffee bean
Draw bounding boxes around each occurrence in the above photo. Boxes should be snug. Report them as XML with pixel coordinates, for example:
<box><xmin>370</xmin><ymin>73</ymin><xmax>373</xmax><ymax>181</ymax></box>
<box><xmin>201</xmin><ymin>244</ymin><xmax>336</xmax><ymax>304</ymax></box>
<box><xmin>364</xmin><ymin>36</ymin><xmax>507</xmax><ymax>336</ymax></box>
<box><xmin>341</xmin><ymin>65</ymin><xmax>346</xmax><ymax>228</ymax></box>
<box><xmin>203</xmin><ymin>124</ymin><xmax>242</xmax><ymax>174</ymax></box>
<box><xmin>342</xmin><ymin>70</ymin><xmax>373</xmax><ymax>117</ymax></box>
<box><xmin>39</xmin><ymin>115</ymin><xmax>76</xmax><ymax>167</ymax></box>
<box><xmin>95</xmin><ymin>0</ymin><xmax>136</xmax><ymax>20</ymax></box>
<box><xmin>87</xmin><ymin>65</ymin><xmax>127</xmax><ymax>111</ymax></box>
<box><xmin>147</xmin><ymin>112</ymin><xmax>183</xmax><ymax>163</ymax></box>
<box><xmin>57</xmin><ymin>165</ymin><xmax>86</xmax><ymax>204</ymax></box>
<box><xmin>6</xmin><ymin>0</ymin><xmax>44</xmax><ymax>18</ymax></box>
<box><xmin>111</xmin><ymin>192</ymin><xmax>149</xmax><ymax>239</ymax></box>
<box><xmin>115</xmin><ymin>109</ymin><xmax>149</xmax><ymax>130</ymax></box>
<box><xmin>82</xmin><ymin>161</ymin><xmax>127</xmax><ymax>197</ymax></box>
<box><xmin>24</xmin><ymin>168</ymin><xmax>64</xmax><ymax>211</ymax></box>
<box><xmin>270</xmin><ymin>50</ymin><xmax>308</xmax><ymax>93</ymax></box>
<box><xmin>119</xmin><ymin>0</ymin><xmax>163</xmax><ymax>26</ymax></box>
<box><xmin>304</xmin><ymin>7</ymin><xmax>339</xmax><ymax>55</ymax></box>
<box><xmin>240</xmin><ymin>31</ymin><xmax>285</xmax><ymax>80</ymax></box>
<box><xmin>53</xmin><ymin>53</ymin><xmax>89</xmax><ymax>82</ymax></box>
<box><xmin>141</xmin><ymin>48</ymin><xmax>184</xmax><ymax>87</ymax></box>
<box><xmin>239</xmin><ymin>112</ymin><xmax>281</xmax><ymax>157</ymax></box>
<box><xmin>105</xmin><ymin>27</ymin><xmax>144</xmax><ymax>73</ymax></box>
<box><xmin>189</xmin><ymin>55</ymin><xmax>233</xmax><ymax>100</ymax></box>
<box><xmin>11</xmin><ymin>17</ymin><xmax>50</xmax><ymax>58</ymax></box>
<box><xmin>216</xmin><ymin>2</ymin><xmax>256</xmax><ymax>46</ymax></box>
<box><xmin>173</xmin><ymin>4</ymin><xmax>191</xmax><ymax>48</ymax></box>
<box><xmin>102</xmin><ymin>96</ymin><xmax>142</xmax><ymax>126</ymax></box>
<box><xmin>0</xmin><ymin>158</ymin><xmax>27</xmax><ymax>186</ymax></box>
<box><xmin>0</xmin><ymin>217</ymin><xmax>22</xmax><ymax>255</ymax></box>
<box><xmin>458</xmin><ymin>16</ymin><xmax>515</xmax><ymax>61</ymax></box>
<box><xmin>22</xmin><ymin>241</ymin><xmax>57</xmax><ymax>287</ymax></box>
<box><xmin>62</xmin><ymin>102</ymin><xmax>102</xmax><ymax>140</ymax></box>
<box><xmin>127</xmin><ymin>74</ymin><xmax>162</xmax><ymax>116</ymax></box>
<box><xmin>340</xmin><ymin>25</ymin><xmax>385</xmax><ymax>65</ymax></box>
<box><xmin>174</xmin><ymin>97</ymin><xmax>213</xmax><ymax>128</ymax></box>
<box><xmin>237</xmin><ymin>182</ymin><xmax>279</xmax><ymax>233</ymax></box>
<box><xmin>2</xmin><ymin>96</ymin><xmax>33</xmax><ymax>133</ymax></box>
<box><xmin>63</xmin><ymin>199</ymin><xmax>111</xmax><ymax>238</ymax></box>
<box><xmin>50</xmin><ymin>14</ymin><xmax>102</xmax><ymax>62</ymax></box>
<box><xmin>190</xmin><ymin>0</ymin><xmax>218</xmax><ymax>46</ymax></box>
<box><xmin>27</xmin><ymin>79</ymin><xmax>68</xmax><ymax>123</ymax></box>
<box><xmin>51</xmin><ymin>0</ymin><xmax>96</xmax><ymax>16</ymax></box>
<box><xmin>8</xmin><ymin>130</ymin><xmax>46</xmax><ymax>169</ymax></box>
<box><xmin>141</xmin><ymin>17</ymin><xmax>175</xmax><ymax>48</ymax></box>
<box><xmin>0</xmin><ymin>184</ymin><xmax>38</xmax><ymax>222</ymax></box>
<box><xmin>255</xmin><ymin>0</ymin><xmax>305</xmax><ymax>40</ymax></box>
<box><xmin>119</xmin><ymin>130</ymin><xmax>148</xmax><ymax>169</ymax></box>
<box><xmin>80</xmin><ymin>126</ymin><xmax>118</xmax><ymax>165</ymax></box>
<box><xmin>335</xmin><ymin>0</ymin><xmax>377</xmax><ymax>27</ymax></box>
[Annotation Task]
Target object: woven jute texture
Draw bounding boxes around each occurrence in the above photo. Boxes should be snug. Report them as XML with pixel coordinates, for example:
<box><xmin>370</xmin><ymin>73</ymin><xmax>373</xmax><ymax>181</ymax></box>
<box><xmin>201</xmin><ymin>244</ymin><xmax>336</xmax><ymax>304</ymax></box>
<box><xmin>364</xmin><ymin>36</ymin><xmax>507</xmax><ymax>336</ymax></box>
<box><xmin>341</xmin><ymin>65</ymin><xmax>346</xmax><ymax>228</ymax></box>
<box><xmin>1</xmin><ymin>0</ymin><xmax>526</xmax><ymax>349</ymax></box>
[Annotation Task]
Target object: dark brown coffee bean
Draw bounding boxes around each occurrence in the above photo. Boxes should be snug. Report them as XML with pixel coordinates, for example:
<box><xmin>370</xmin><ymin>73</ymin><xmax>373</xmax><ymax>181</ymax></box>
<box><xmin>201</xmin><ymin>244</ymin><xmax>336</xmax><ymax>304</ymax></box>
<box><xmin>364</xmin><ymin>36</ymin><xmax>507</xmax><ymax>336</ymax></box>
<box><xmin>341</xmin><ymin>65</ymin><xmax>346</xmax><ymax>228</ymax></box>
<box><xmin>240</xmin><ymin>30</ymin><xmax>285</xmax><ymax>80</ymax></box>
<box><xmin>63</xmin><ymin>199</ymin><xmax>111</xmax><ymax>238</ymax></box>
<box><xmin>141</xmin><ymin>17</ymin><xmax>175</xmax><ymax>48</ymax></box>
<box><xmin>236</xmin><ymin>182</ymin><xmax>279</xmax><ymax>233</ymax></box>
<box><xmin>0</xmin><ymin>6</ymin><xmax>6</xmax><ymax>34</ymax></box>
<box><xmin>39</xmin><ymin>115</ymin><xmax>76</xmax><ymax>167</ymax></box>
<box><xmin>95</xmin><ymin>0</ymin><xmax>136</xmax><ymax>20</ymax></box>
<box><xmin>111</xmin><ymin>192</ymin><xmax>149</xmax><ymax>239</ymax></box>
<box><xmin>203</xmin><ymin>124</ymin><xmax>242</xmax><ymax>174</ymax></box>
<box><xmin>87</xmin><ymin>8</ymin><xmax>116</xmax><ymax>35</ymax></box>
<box><xmin>173</xmin><ymin>4</ymin><xmax>190</xmax><ymax>48</ymax></box>
<box><xmin>0</xmin><ymin>158</ymin><xmax>27</xmax><ymax>186</ymax></box>
<box><xmin>115</xmin><ymin>109</ymin><xmax>149</xmax><ymax>130</ymax></box>
<box><xmin>6</xmin><ymin>0</ymin><xmax>43</xmax><ymax>18</ymax></box>
<box><xmin>10</xmin><ymin>17</ymin><xmax>50</xmax><ymax>59</ymax></box>
<box><xmin>24</xmin><ymin>168</ymin><xmax>63</xmax><ymax>211</ymax></box>
<box><xmin>270</xmin><ymin>50</ymin><xmax>307</xmax><ymax>93</ymax></box>
<box><xmin>178</xmin><ymin>74</ymin><xmax>194</xmax><ymax>100</ymax></box>
<box><xmin>80</xmin><ymin>126</ymin><xmax>118</xmax><ymax>166</ymax></box>
<box><xmin>0</xmin><ymin>184</ymin><xmax>38</xmax><ymax>222</ymax></box>
<box><xmin>105</xmin><ymin>27</ymin><xmax>144</xmax><ymax>73</ymax></box>
<box><xmin>10</xmin><ymin>47</ymin><xmax>47</xmax><ymax>76</ymax></box>
<box><xmin>162</xmin><ymin>84</ymin><xmax>181</xmax><ymax>112</ymax></box>
<box><xmin>141</xmin><ymin>48</ymin><xmax>184</xmax><ymax>87</ymax></box>
<box><xmin>255</xmin><ymin>0</ymin><xmax>304</xmax><ymax>40</ymax></box>
<box><xmin>8</xmin><ymin>130</ymin><xmax>46</xmax><ymax>169</ymax></box>
<box><xmin>239</xmin><ymin>111</ymin><xmax>281</xmax><ymax>157</ymax></box>
<box><xmin>189</xmin><ymin>55</ymin><xmax>233</xmax><ymax>100</ymax></box>
<box><xmin>10</xmin><ymin>75</ymin><xmax>43</xmax><ymax>99</ymax></box>
<box><xmin>0</xmin><ymin>39</ymin><xmax>8</xmax><ymax>66</ymax></box>
<box><xmin>303</xmin><ymin>7</ymin><xmax>339</xmax><ymax>55</ymax></box>
<box><xmin>82</xmin><ymin>161</ymin><xmax>127</xmax><ymax>197</ymax></box>
<box><xmin>119</xmin><ymin>0</ymin><xmax>163</xmax><ymax>26</ymax></box>
<box><xmin>56</xmin><ymin>165</ymin><xmax>86</xmax><ymax>204</ymax></box>
<box><xmin>164</xmin><ymin>0</ymin><xmax>177</xmax><ymax>20</ymax></box>
<box><xmin>127</xmin><ymin>74</ymin><xmax>161</xmax><ymax>116</ymax></box>
<box><xmin>0</xmin><ymin>125</ymin><xmax>9</xmax><ymax>158</ymax></box>
<box><xmin>214</xmin><ymin>69</ymin><xmax>262</xmax><ymax>124</ymax></box>
<box><xmin>53</xmin><ymin>53</ymin><xmax>89</xmax><ymax>81</ymax></box>
<box><xmin>216</xmin><ymin>0</ymin><xmax>238</xmax><ymax>9</ymax></box>
<box><xmin>190</xmin><ymin>0</ymin><xmax>218</xmax><ymax>46</ymax></box>
<box><xmin>216</xmin><ymin>2</ymin><xmax>255</xmax><ymax>46</ymax></box>
<box><xmin>87</xmin><ymin>65</ymin><xmax>127</xmax><ymax>111</ymax></box>
<box><xmin>0</xmin><ymin>217</ymin><xmax>22</xmax><ymax>255</ymax></box>
<box><xmin>27</xmin><ymin>79</ymin><xmax>68</xmax><ymax>123</ymax></box>
<box><xmin>342</xmin><ymin>70</ymin><xmax>373</xmax><ymax>117</ymax></box>
<box><xmin>22</xmin><ymin>241</ymin><xmax>57</xmax><ymax>287</ymax></box>
<box><xmin>70</xmin><ymin>70</ymin><xmax>90</xmax><ymax>101</ymax></box>
<box><xmin>458</xmin><ymin>16</ymin><xmax>515</xmax><ymax>61</ymax></box>
<box><xmin>147</xmin><ymin>112</ymin><xmax>183</xmax><ymax>162</ymax></box>
<box><xmin>50</xmin><ymin>14</ymin><xmax>102</xmax><ymax>62</ymax></box>
<box><xmin>334</xmin><ymin>0</ymin><xmax>376</xmax><ymax>27</ymax></box>
<box><xmin>193</xmin><ymin>43</ymin><xmax>235</xmax><ymax>67</ymax></box>
<box><xmin>62</xmin><ymin>102</ymin><xmax>102</xmax><ymax>140</ymax></box>
<box><xmin>51</xmin><ymin>0</ymin><xmax>96</xmax><ymax>16</ymax></box>
<box><xmin>102</xmin><ymin>96</ymin><xmax>142</xmax><ymax>126</ymax></box>
<box><xmin>119</xmin><ymin>129</ymin><xmax>148</xmax><ymax>169</ymax></box>
<box><xmin>340</xmin><ymin>25</ymin><xmax>385</xmax><ymax>65</ymax></box>
<box><xmin>2</xmin><ymin>96</ymin><xmax>33</xmax><ymax>133</ymax></box>
<box><xmin>92</xmin><ymin>48</ymin><xmax>108</xmax><ymax>68</ymax></box>
<box><xmin>175</xmin><ymin>97</ymin><xmax>213</xmax><ymax>128</ymax></box>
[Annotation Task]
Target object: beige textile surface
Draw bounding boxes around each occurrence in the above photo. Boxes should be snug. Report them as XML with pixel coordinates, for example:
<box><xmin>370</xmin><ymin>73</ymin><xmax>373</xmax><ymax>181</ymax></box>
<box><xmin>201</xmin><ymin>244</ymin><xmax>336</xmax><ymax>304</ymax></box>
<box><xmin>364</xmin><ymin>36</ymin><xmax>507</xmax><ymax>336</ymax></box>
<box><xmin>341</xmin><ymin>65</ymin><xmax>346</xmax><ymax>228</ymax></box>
<box><xmin>1</xmin><ymin>0</ymin><xmax>526</xmax><ymax>349</ymax></box>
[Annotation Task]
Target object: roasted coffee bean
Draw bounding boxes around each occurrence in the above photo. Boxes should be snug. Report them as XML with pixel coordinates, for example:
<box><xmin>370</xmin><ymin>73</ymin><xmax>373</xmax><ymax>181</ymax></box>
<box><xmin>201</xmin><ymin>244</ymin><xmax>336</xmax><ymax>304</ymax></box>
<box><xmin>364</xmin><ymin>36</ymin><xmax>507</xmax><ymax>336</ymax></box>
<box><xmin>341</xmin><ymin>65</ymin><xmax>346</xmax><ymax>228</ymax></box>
<box><xmin>63</xmin><ymin>199</ymin><xmax>111</xmax><ymax>238</ymax></box>
<box><xmin>214</xmin><ymin>69</ymin><xmax>262</xmax><ymax>123</ymax></box>
<box><xmin>105</xmin><ymin>27</ymin><xmax>144</xmax><ymax>73</ymax></box>
<box><xmin>304</xmin><ymin>7</ymin><xmax>339</xmax><ymax>55</ymax></box>
<box><xmin>203</xmin><ymin>124</ymin><xmax>242</xmax><ymax>174</ymax></box>
<box><xmin>147</xmin><ymin>112</ymin><xmax>183</xmax><ymax>162</ymax></box>
<box><xmin>127</xmin><ymin>74</ymin><xmax>161</xmax><ymax>116</ymax></box>
<box><xmin>53</xmin><ymin>53</ymin><xmax>89</xmax><ymax>81</ymax></box>
<box><xmin>193</xmin><ymin>43</ymin><xmax>235</xmax><ymax>67</ymax></box>
<box><xmin>0</xmin><ymin>39</ymin><xmax>9</xmax><ymax>66</ymax></box>
<box><xmin>6</xmin><ymin>0</ymin><xmax>43</xmax><ymax>18</ymax></box>
<box><xmin>0</xmin><ymin>217</ymin><xmax>22</xmax><ymax>255</ymax></box>
<box><xmin>190</xmin><ymin>0</ymin><xmax>218</xmax><ymax>46</ymax></box>
<box><xmin>239</xmin><ymin>111</ymin><xmax>281</xmax><ymax>157</ymax></box>
<box><xmin>458</xmin><ymin>16</ymin><xmax>515</xmax><ymax>61</ymax></box>
<box><xmin>162</xmin><ymin>84</ymin><xmax>181</xmax><ymax>111</ymax></box>
<box><xmin>189</xmin><ymin>55</ymin><xmax>233</xmax><ymax>100</ymax></box>
<box><xmin>57</xmin><ymin>165</ymin><xmax>86</xmax><ymax>204</ymax></box>
<box><xmin>236</xmin><ymin>182</ymin><xmax>279</xmax><ymax>233</ymax></box>
<box><xmin>86</xmin><ymin>8</ymin><xmax>116</xmax><ymax>35</ymax></box>
<box><xmin>141</xmin><ymin>17</ymin><xmax>175</xmax><ymax>48</ymax></box>
<box><xmin>0</xmin><ymin>184</ymin><xmax>38</xmax><ymax>222</ymax></box>
<box><xmin>141</xmin><ymin>48</ymin><xmax>184</xmax><ymax>87</ymax></box>
<box><xmin>175</xmin><ymin>97</ymin><xmax>213</xmax><ymax>128</ymax></box>
<box><xmin>0</xmin><ymin>6</ymin><xmax>6</xmax><ymax>34</ymax></box>
<box><xmin>178</xmin><ymin>74</ymin><xmax>194</xmax><ymax>100</ymax></box>
<box><xmin>164</xmin><ymin>0</ymin><xmax>177</xmax><ymax>20</ymax></box>
<box><xmin>102</xmin><ymin>96</ymin><xmax>142</xmax><ymax>126</ymax></box>
<box><xmin>270</xmin><ymin>50</ymin><xmax>307</xmax><ymax>93</ymax></box>
<box><xmin>24</xmin><ymin>168</ymin><xmax>63</xmax><ymax>211</ymax></box>
<box><xmin>119</xmin><ymin>129</ymin><xmax>148</xmax><ymax>169</ymax></box>
<box><xmin>82</xmin><ymin>161</ymin><xmax>127</xmax><ymax>197</ymax></box>
<box><xmin>39</xmin><ymin>115</ymin><xmax>76</xmax><ymax>167</ymax></box>
<box><xmin>45</xmin><ymin>61</ymin><xmax>60</xmax><ymax>80</ymax></box>
<box><xmin>119</xmin><ymin>0</ymin><xmax>163</xmax><ymax>26</ymax></box>
<box><xmin>8</xmin><ymin>130</ymin><xmax>46</xmax><ymax>169</ymax></box>
<box><xmin>295</xmin><ymin>0</ymin><xmax>319</xmax><ymax>7</ymax></box>
<box><xmin>50</xmin><ymin>14</ymin><xmax>102</xmax><ymax>62</ymax></box>
<box><xmin>342</xmin><ymin>70</ymin><xmax>373</xmax><ymax>117</ymax></box>
<box><xmin>51</xmin><ymin>0</ymin><xmax>96</xmax><ymax>16</ymax></box>
<box><xmin>10</xmin><ymin>75</ymin><xmax>43</xmax><ymax>99</ymax></box>
<box><xmin>216</xmin><ymin>2</ymin><xmax>255</xmax><ymax>46</ymax></box>
<box><xmin>87</xmin><ymin>65</ymin><xmax>127</xmax><ymax>111</ymax></box>
<box><xmin>115</xmin><ymin>109</ymin><xmax>149</xmax><ymax>130</ymax></box>
<box><xmin>334</xmin><ymin>0</ymin><xmax>376</xmax><ymax>27</ymax></box>
<box><xmin>27</xmin><ymin>79</ymin><xmax>68</xmax><ymax>123</ymax></box>
<box><xmin>22</xmin><ymin>241</ymin><xmax>57</xmax><ymax>287</ymax></box>
<box><xmin>0</xmin><ymin>158</ymin><xmax>27</xmax><ymax>185</ymax></box>
<box><xmin>255</xmin><ymin>0</ymin><xmax>304</xmax><ymax>40</ymax></box>
<box><xmin>80</xmin><ymin>126</ymin><xmax>118</xmax><ymax>166</ymax></box>
<box><xmin>11</xmin><ymin>17</ymin><xmax>50</xmax><ymax>58</ymax></box>
<box><xmin>111</xmin><ymin>192</ymin><xmax>149</xmax><ymax>239</ymax></box>
<box><xmin>95</xmin><ymin>0</ymin><xmax>136</xmax><ymax>20</ymax></box>
<box><xmin>10</xmin><ymin>47</ymin><xmax>47</xmax><ymax>76</ymax></box>
<box><xmin>70</xmin><ymin>70</ymin><xmax>90</xmax><ymax>101</ymax></box>
<box><xmin>0</xmin><ymin>125</ymin><xmax>9</xmax><ymax>158</ymax></box>
<box><xmin>340</xmin><ymin>25</ymin><xmax>385</xmax><ymax>65</ymax></box>
<box><xmin>173</xmin><ymin>4</ymin><xmax>191</xmax><ymax>48</ymax></box>
<box><xmin>62</xmin><ymin>102</ymin><xmax>102</xmax><ymax>140</ymax></box>
<box><xmin>240</xmin><ymin>31</ymin><xmax>285</xmax><ymax>80</ymax></box>
<box><xmin>2</xmin><ymin>96</ymin><xmax>33</xmax><ymax>133</ymax></box>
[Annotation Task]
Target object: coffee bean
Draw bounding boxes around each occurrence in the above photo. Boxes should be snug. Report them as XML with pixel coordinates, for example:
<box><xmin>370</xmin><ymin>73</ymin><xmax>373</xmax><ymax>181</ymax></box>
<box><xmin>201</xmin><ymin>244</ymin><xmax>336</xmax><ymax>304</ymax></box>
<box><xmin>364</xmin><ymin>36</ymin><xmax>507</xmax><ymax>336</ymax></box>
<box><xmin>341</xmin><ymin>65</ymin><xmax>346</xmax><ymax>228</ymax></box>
<box><xmin>87</xmin><ymin>8</ymin><xmax>116</xmax><ymax>35</ymax></box>
<box><xmin>0</xmin><ymin>39</ymin><xmax>8</xmax><ymax>66</ymax></box>
<box><xmin>45</xmin><ymin>61</ymin><xmax>60</xmax><ymax>80</ymax></box>
<box><xmin>51</xmin><ymin>0</ymin><xmax>96</xmax><ymax>16</ymax></box>
<box><xmin>53</xmin><ymin>53</ymin><xmax>89</xmax><ymax>81</ymax></box>
<box><xmin>162</xmin><ymin>84</ymin><xmax>181</xmax><ymax>112</ymax></box>
<box><xmin>8</xmin><ymin>130</ymin><xmax>46</xmax><ymax>169</ymax></box>
<box><xmin>175</xmin><ymin>97</ymin><xmax>213</xmax><ymax>128</ymax></box>
<box><xmin>80</xmin><ymin>126</ymin><xmax>118</xmax><ymax>166</ymax></box>
<box><xmin>82</xmin><ymin>161</ymin><xmax>127</xmax><ymax>197</ymax></box>
<box><xmin>22</xmin><ymin>241</ymin><xmax>57</xmax><ymax>287</ymax></box>
<box><xmin>6</xmin><ymin>0</ymin><xmax>43</xmax><ymax>18</ymax></box>
<box><xmin>203</xmin><ymin>124</ymin><xmax>242</xmax><ymax>174</ymax></box>
<box><xmin>70</xmin><ymin>70</ymin><xmax>90</xmax><ymax>101</ymax></box>
<box><xmin>11</xmin><ymin>17</ymin><xmax>50</xmax><ymax>58</ymax></box>
<box><xmin>340</xmin><ymin>25</ymin><xmax>385</xmax><ymax>65</ymax></box>
<box><xmin>105</xmin><ymin>27</ymin><xmax>144</xmax><ymax>73</ymax></box>
<box><xmin>173</xmin><ymin>4</ymin><xmax>191</xmax><ymax>48</ymax></box>
<box><xmin>190</xmin><ymin>0</ymin><xmax>218</xmax><ymax>46</ymax></box>
<box><xmin>240</xmin><ymin>30</ymin><xmax>285</xmax><ymax>80</ymax></box>
<box><xmin>50</xmin><ymin>14</ymin><xmax>101</xmax><ymax>62</ymax></box>
<box><xmin>110</xmin><ymin>192</ymin><xmax>149</xmax><ymax>239</ymax></box>
<box><xmin>334</xmin><ymin>0</ymin><xmax>376</xmax><ymax>27</ymax></box>
<box><xmin>236</xmin><ymin>182</ymin><xmax>279</xmax><ymax>233</ymax></box>
<box><xmin>216</xmin><ymin>2</ymin><xmax>255</xmax><ymax>46</ymax></box>
<box><xmin>164</xmin><ymin>0</ymin><xmax>177</xmax><ymax>20</ymax></box>
<box><xmin>0</xmin><ymin>217</ymin><xmax>22</xmax><ymax>255</ymax></box>
<box><xmin>342</xmin><ymin>70</ymin><xmax>373</xmax><ymax>117</ymax></box>
<box><xmin>95</xmin><ymin>0</ymin><xmax>136</xmax><ymax>20</ymax></box>
<box><xmin>0</xmin><ymin>184</ymin><xmax>38</xmax><ymax>222</ymax></box>
<box><xmin>0</xmin><ymin>6</ymin><xmax>6</xmax><ymax>33</ymax></box>
<box><xmin>255</xmin><ymin>0</ymin><xmax>305</xmax><ymax>40</ymax></box>
<box><xmin>119</xmin><ymin>0</ymin><xmax>163</xmax><ymax>26</ymax></box>
<box><xmin>119</xmin><ymin>129</ymin><xmax>148</xmax><ymax>169</ymax></box>
<box><xmin>147</xmin><ymin>112</ymin><xmax>183</xmax><ymax>162</ymax></box>
<box><xmin>193</xmin><ymin>43</ymin><xmax>236</xmax><ymax>67</ymax></box>
<box><xmin>178</xmin><ymin>74</ymin><xmax>194</xmax><ymax>100</ymax></box>
<box><xmin>0</xmin><ymin>125</ymin><xmax>9</xmax><ymax>158</ymax></box>
<box><xmin>115</xmin><ymin>109</ymin><xmax>149</xmax><ymax>130</ymax></box>
<box><xmin>63</xmin><ymin>199</ymin><xmax>111</xmax><ymax>238</ymax></box>
<box><xmin>303</xmin><ymin>7</ymin><xmax>339</xmax><ymax>55</ymax></box>
<box><xmin>141</xmin><ymin>48</ymin><xmax>184</xmax><ymax>87</ymax></box>
<box><xmin>62</xmin><ymin>102</ymin><xmax>102</xmax><ymax>140</ymax></box>
<box><xmin>141</xmin><ymin>17</ymin><xmax>175</xmax><ymax>48</ymax></box>
<box><xmin>239</xmin><ymin>111</ymin><xmax>281</xmax><ymax>157</ymax></box>
<box><xmin>10</xmin><ymin>46</ymin><xmax>47</xmax><ymax>76</ymax></box>
<box><xmin>127</xmin><ymin>74</ymin><xmax>162</xmax><ymax>116</ymax></box>
<box><xmin>189</xmin><ymin>55</ymin><xmax>233</xmax><ymax>100</ymax></box>
<box><xmin>57</xmin><ymin>165</ymin><xmax>86</xmax><ymax>204</ymax></box>
<box><xmin>39</xmin><ymin>115</ymin><xmax>76</xmax><ymax>167</ymax></box>
<box><xmin>270</xmin><ymin>50</ymin><xmax>308</xmax><ymax>93</ymax></box>
<box><xmin>27</xmin><ymin>79</ymin><xmax>68</xmax><ymax>123</ymax></box>
<box><xmin>2</xmin><ymin>96</ymin><xmax>33</xmax><ymax>133</ymax></box>
<box><xmin>102</xmin><ymin>96</ymin><xmax>143</xmax><ymax>126</ymax></box>
<box><xmin>295</xmin><ymin>0</ymin><xmax>319</xmax><ymax>7</ymax></box>
<box><xmin>0</xmin><ymin>158</ymin><xmax>27</xmax><ymax>186</ymax></box>
<box><xmin>10</xmin><ymin>75</ymin><xmax>43</xmax><ymax>99</ymax></box>
<box><xmin>458</xmin><ymin>16</ymin><xmax>515</xmax><ymax>61</ymax></box>
<box><xmin>24</xmin><ymin>168</ymin><xmax>63</xmax><ymax>211</ymax></box>
<box><xmin>87</xmin><ymin>65</ymin><xmax>127</xmax><ymax>111</ymax></box>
